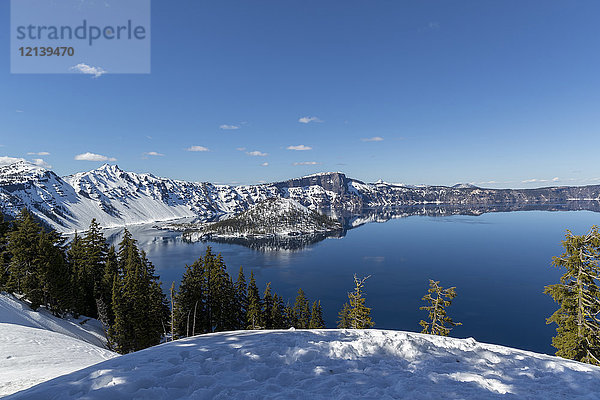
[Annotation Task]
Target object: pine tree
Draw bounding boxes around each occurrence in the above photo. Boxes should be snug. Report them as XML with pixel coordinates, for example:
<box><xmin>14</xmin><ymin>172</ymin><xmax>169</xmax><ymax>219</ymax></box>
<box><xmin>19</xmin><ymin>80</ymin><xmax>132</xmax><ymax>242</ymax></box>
<box><xmin>262</xmin><ymin>282</ymin><xmax>274</xmax><ymax>329</ymax></box>
<box><xmin>309</xmin><ymin>300</ymin><xmax>325</xmax><ymax>329</ymax></box>
<box><xmin>419</xmin><ymin>279</ymin><xmax>461</xmax><ymax>336</ymax></box>
<box><xmin>67</xmin><ymin>232</ymin><xmax>87</xmax><ymax>317</ymax></box>
<box><xmin>234</xmin><ymin>266</ymin><xmax>248</xmax><ymax>330</ymax></box>
<box><xmin>207</xmin><ymin>251</ymin><xmax>234</xmax><ymax>332</ymax></box>
<box><xmin>346</xmin><ymin>275</ymin><xmax>374</xmax><ymax>329</ymax></box>
<box><xmin>545</xmin><ymin>227</ymin><xmax>600</xmax><ymax>365</ymax></box>
<box><xmin>0</xmin><ymin>212</ymin><xmax>10</xmax><ymax>288</ymax></box>
<box><xmin>36</xmin><ymin>229</ymin><xmax>70</xmax><ymax>315</ymax></box>
<box><xmin>7</xmin><ymin>209</ymin><xmax>44</xmax><ymax>309</ymax></box>
<box><xmin>98</xmin><ymin>245</ymin><xmax>118</xmax><ymax>329</ymax></box>
<box><xmin>82</xmin><ymin>219</ymin><xmax>108</xmax><ymax>318</ymax></box>
<box><xmin>337</xmin><ymin>302</ymin><xmax>351</xmax><ymax>329</ymax></box>
<box><xmin>109</xmin><ymin>229</ymin><xmax>168</xmax><ymax>353</ymax></box>
<box><xmin>140</xmin><ymin>251</ymin><xmax>169</xmax><ymax>348</ymax></box>
<box><xmin>174</xmin><ymin>257</ymin><xmax>206</xmax><ymax>337</ymax></box>
<box><xmin>283</xmin><ymin>302</ymin><xmax>295</xmax><ymax>328</ymax></box>
<box><xmin>271</xmin><ymin>293</ymin><xmax>285</xmax><ymax>329</ymax></box>
<box><xmin>246</xmin><ymin>271</ymin><xmax>262</xmax><ymax>329</ymax></box>
<box><xmin>293</xmin><ymin>288</ymin><xmax>311</xmax><ymax>328</ymax></box>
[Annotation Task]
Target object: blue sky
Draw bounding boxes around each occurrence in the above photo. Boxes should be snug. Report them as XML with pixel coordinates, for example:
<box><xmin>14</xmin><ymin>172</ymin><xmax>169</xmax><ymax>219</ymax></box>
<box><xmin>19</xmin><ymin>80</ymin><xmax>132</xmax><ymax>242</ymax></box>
<box><xmin>1</xmin><ymin>1</ymin><xmax>600</xmax><ymax>187</ymax></box>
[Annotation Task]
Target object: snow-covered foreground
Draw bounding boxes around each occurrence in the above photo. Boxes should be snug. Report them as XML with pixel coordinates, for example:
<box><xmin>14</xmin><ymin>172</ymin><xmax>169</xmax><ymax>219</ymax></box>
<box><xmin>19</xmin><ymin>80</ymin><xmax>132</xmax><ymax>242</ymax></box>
<box><xmin>0</xmin><ymin>294</ymin><xmax>117</xmax><ymax>396</ymax></box>
<box><xmin>7</xmin><ymin>329</ymin><xmax>600</xmax><ymax>400</ymax></box>
<box><xmin>0</xmin><ymin>324</ymin><xmax>117</xmax><ymax>396</ymax></box>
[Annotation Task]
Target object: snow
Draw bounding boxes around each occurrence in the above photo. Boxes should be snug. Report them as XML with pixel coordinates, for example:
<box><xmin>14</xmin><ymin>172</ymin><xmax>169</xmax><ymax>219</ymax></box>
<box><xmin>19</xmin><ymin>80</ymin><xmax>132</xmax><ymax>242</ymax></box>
<box><xmin>0</xmin><ymin>324</ymin><xmax>117</xmax><ymax>396</ymax></box>
<box><xmin>7</xmin><ymin>329</ymin><xmax>600</xmax><ymax>399</ymax></box>
<box><xmin>0</xmin><ymin>294</ymin><xmax>117</xmax><ymax>396</ymax></box>
<box><xmin>0</xmin><ymin>293</ymin><xmax>108</xmax><ymax>348</ymax></box>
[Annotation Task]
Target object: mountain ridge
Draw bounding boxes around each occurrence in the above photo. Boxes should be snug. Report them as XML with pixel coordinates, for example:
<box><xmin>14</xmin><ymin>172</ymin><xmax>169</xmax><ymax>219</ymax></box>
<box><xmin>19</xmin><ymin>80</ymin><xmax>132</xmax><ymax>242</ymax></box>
<box><xmin>1</xmin><ymin>161</ymin><xmax>600</xmax><ymax>233</ymax></box>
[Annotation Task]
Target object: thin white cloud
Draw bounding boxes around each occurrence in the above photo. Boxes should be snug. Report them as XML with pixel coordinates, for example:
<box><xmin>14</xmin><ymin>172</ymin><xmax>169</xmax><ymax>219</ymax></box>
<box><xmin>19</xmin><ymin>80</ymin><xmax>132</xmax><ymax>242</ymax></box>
<box><xmin>361</xmin><ymin>137</ymin><xmax>384</xmax><ymax>142</ymax></box>
<box><xmin>298</xmin><ymin>116</ymin><xmax>323</xmax><ymax>124</ymax></box>
<box><xmin>261</xmin><ymin>162</ymin><xmax>269</xmax><ymax>167</ymax></box>
<box><xmin>293</xmin><ymin>161</ymin><xmax>319</xmax><ymax>166</ymax></box>
<box><xmin>74</xmin><ymin>152</ymin><xmax>117</xmax><ymax>162</ymax></box>
<box><xmin>236</xmin><ymin>147</ymin><xmax>246</xmax><ymax>151</ymax></box>
<box><xmin>220</xmin><ymin>124</ymin><xmax>240</xmax><ymax>130</ymax></box>
<box><xmin>186</xmin><ymin>146</ymin><xmax>210</xmax><ymax>152</ymax></box>
<box><xmin>247</xmin><ymin>150</ymin><xmax>268</xmax><ymax>157</ymax></box>
<box><xmin>27</xmin><ymin>151</ymin><xmax>50</xmax><ymax>156</ymax></box>
<box><xmin>419</xmin><ymin>21</ymin><xmax>440</xmax><ymax>32</ymax></box>
<box><xmin>15</xmin><ymin>110</ymin><xmax>24</xmax><ymax>113</ymax></box>
<box><xmin>522</xmin><ymin>178</ymin><xmax>549</xmax><ymax>183</ymax></box>
<box><xmin>0</xmin><ymin>156</ymin><xmax>25</xmax><ymax>166</ymax></box>
<box><xmin>70</xmin><ymin>63</ymin><xmax>107</xmax><ymax>78</ymax></box>
<box><xmin>144</xmin><ymin>151</ymin><xmax>164</xmax><ymax>157</ymax></box>
<box><xmin>287</xmin><ymin>145</ymin><xmax>312</xmax><ymax>151</ymax></box>
<box><xmin>31</xmin><ymin>158</ymin><xmax>51</xmax><ymax>168</ymax></box>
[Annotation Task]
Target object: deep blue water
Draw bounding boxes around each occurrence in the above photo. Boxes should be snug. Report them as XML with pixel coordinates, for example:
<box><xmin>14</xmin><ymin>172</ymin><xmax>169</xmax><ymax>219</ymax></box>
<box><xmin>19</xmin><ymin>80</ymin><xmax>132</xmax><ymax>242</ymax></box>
<box><xmin>115</xmin><ymin>210</ymin><xmax>600</xmax><ymax>355</ymax></box>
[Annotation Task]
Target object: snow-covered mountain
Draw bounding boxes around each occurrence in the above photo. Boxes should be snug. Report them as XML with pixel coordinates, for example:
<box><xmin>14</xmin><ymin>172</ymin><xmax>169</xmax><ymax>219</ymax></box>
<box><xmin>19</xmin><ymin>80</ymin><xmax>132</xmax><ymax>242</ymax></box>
<box><xmin>2</xmin><ymin>160</ymin><xmax>600</xmax><ymax>233</ymax></box>
<box><xmin>6</xmin><ymin>329</ymin><xmax>600</xmax><ymax>399</ymax></box>
<box><xmin>0</xmin><ymin>293</ymin><xmax>117</xmax><ymax>396</ymax></box>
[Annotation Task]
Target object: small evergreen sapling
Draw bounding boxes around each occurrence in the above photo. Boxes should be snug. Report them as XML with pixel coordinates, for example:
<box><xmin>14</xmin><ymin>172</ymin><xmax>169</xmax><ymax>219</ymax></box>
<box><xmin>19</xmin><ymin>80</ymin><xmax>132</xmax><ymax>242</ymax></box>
<box><xmin>337</xmin><ymin>274</ymin><xmax>374</xmax><ymax>329</ymax></box>
<box><xmin>419</xmin><ymin>279</ymin><xmax>461</xmax><ymax>336</ymax></box>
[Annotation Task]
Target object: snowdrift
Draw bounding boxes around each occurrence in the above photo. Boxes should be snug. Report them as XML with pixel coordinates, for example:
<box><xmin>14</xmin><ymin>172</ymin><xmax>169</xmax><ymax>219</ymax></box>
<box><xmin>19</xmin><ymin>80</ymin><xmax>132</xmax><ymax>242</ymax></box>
<box><xmin>7</xmin><ymin>329</ymin><xmax>600</xmax><ymax>399</ymax></box>
<box><xmin>0</xmin><ymin>294</ymin><xmax>117</xmax><ymax>396</ymax></box>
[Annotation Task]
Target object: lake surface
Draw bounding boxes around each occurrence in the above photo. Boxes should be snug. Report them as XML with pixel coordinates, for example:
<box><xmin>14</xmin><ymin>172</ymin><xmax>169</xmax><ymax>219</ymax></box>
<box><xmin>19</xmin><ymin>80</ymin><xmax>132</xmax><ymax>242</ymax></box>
<box><xmin>108</xmin><ymin>209</ymin><xmax>600</xmax><ymax>355</ymax></box>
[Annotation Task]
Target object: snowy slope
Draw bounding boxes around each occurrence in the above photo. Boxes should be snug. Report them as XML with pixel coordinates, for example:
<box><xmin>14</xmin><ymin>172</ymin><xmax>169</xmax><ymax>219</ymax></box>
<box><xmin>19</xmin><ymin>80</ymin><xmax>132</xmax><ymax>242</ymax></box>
<box><xmin>0</xmin><ymin>294</ymin><xmax>117</xmax><ymax>397</ymax></box>
<box><xmin>0</xmin><ymin>293</ymin><xmax>108</xmax><ymax>348</ymax></box>
<box><xmin>7</xmin><ymin>329</ymin><xmax>600</xmax><ymax>399</ymax></box>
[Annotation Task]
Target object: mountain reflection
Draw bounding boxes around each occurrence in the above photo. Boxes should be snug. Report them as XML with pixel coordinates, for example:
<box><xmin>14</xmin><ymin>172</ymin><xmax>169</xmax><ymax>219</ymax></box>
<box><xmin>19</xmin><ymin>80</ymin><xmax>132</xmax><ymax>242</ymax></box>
<box><xmin>180</xmin><ymin>201</ymin><xmax>600</xmax><ymax>251</ymax></box>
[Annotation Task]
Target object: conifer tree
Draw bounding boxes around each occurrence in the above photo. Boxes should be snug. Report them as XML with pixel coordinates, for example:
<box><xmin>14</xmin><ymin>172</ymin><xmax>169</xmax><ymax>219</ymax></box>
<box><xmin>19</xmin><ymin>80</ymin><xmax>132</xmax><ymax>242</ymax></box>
<box><xmin>109</xmin><ymin>229</ymin><xmax>168</xmax><ymax>353</ymax></box>
<box><xmin>293</xmin><ymin>288</ymin><xmax>311</xmax><ymax>329</ymax></box>
<box><xmin>36</xmin><ymin>229</ymin><xmax>70</xmax><ymax>315</ymax></box>
<box><xmin>140</xmin><ymin>251</ymin><xmax>169</xmax><ymax>347</ymax></box>
<box><xmin>271</xmin><ymin>293</ymin><xmax>285</xmax><ymax>329</ymax></box>
<box><xmin>545</xmin><ymin>227</ymin><xmax>600</xmax><ymax>365</ymax></box>
<box><xmin>67</xmin><ymin>232</ymin><xmax>87</xmax><ymax>317</ymax></box>
<box><xmin>98</xmin><ymin>245</ymin><xmax>118</xmax><ymax>328</ymax></box>
<box><xmin>283</xmin><ymin>302</ymin><xmax>295</xmax><ymax>328</ymax></box>
<box><xmin>175</xmin><ymin>257</ymin><xmax>206</xmax><ymax>337</ymax></box>
<box><xmin>337</xmin><ymin>302</ymin><xmax>351</xmax><ymax>329</ymax></box>
<box><xmin>82</xmin><ymin>219</ymin><xmax>108</xmax><ymax>318</ymax></box>
<box><xmin>246</xmin><ymin>271</ymin><xmax>262</xmax><ymax>329</ymax></box>
<box><xmin>0</xmin><ymin>212</ymin><xmax>10</xmax><ymax>288</ymax></box>
<box><xmin>309</xmin><ymin>300</ymin><xmax>325</xmax><ymax>329</ymax></box>
<box><xmin>419</xmin><ymin>279</ymin><xmax>461</xmax><ymax>336</ymax></box>
<box><xmin>206</xmin><ymin>251</ymin><xmax>234</xmax><ymax>332</ymax></box>
<box><xmin>262</xmin><ymin>282</ymin><xmax>274</xmax><ymax>329</ymax></box>
<box><xmin>7</xmin><ymin>209</ymin><xmax>44</xmax><ymax>309</ymax></box>
<box><xmin>234</xmin><ymin>266</ymin><xmax>248</xmax><ymax>330</ymax></box>
<box><xmin>346</xmin><ymin>275</ymin><xmax>374</xmax><ymax>329</ymax></box>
